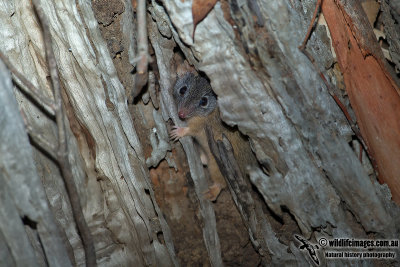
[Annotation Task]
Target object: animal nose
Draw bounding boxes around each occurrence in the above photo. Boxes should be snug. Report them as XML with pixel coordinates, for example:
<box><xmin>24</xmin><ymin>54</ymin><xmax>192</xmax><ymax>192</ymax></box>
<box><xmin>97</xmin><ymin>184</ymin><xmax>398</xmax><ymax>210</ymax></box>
<box><xmin>178</xmin><ymin>110</ymin><xmax>186</xmax><ymax>119</ymax></box>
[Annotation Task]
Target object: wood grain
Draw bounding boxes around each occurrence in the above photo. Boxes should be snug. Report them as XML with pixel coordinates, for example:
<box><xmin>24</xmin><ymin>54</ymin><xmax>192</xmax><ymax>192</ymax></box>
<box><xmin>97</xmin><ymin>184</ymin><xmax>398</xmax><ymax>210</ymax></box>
<box><xmin>322</xmin><ymin>0</ymin><xmax>400</xmax><ymax>204</ymax></box>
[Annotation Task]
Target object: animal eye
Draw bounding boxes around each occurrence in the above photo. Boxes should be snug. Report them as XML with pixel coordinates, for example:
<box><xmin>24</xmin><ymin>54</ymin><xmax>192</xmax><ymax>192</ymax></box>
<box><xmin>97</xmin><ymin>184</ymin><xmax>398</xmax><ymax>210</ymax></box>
<box><xmin>200</xmin><ymin>97</ymin><xmax>208</xmax><ymax>107</ymax></box>
<box><xmin>179</xmin><ymin>86</ymin><xmax>187</xmax><ymax>95</ymax></box>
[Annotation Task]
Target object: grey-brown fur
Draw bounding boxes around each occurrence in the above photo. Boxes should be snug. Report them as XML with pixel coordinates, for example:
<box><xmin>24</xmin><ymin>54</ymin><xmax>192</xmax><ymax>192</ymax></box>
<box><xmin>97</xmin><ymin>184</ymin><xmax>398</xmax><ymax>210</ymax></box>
<box><xmin>173</xmin><ymin>73</ymin><xmax>217</xmax><ymax>118</ymax></box>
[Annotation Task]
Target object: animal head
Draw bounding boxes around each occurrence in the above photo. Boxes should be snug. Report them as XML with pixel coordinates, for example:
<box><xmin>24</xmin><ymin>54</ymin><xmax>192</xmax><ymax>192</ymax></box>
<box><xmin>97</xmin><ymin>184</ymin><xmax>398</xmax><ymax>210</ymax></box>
<box><xmin>173</xmin><ymin>73</ymin><xmax>217</xmax><ymax>119</ymax></box>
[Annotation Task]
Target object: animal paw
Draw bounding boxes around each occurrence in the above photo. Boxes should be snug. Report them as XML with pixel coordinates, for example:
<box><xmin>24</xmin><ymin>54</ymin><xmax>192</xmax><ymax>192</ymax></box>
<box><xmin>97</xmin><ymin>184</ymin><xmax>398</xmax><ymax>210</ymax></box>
<box><xmin>170</xmin><ymin>126</ymin><xmax>189</xmax><ymax>142</ymax></box>
<box><xmin>200</xmin><ymin>153</ymin><xmax>208</xmax><ymax>166</ymax></box>
<box><xmin>203</xmin><ymin>183</ymin><xmax>223</xmax><ymax>202</ymax></box>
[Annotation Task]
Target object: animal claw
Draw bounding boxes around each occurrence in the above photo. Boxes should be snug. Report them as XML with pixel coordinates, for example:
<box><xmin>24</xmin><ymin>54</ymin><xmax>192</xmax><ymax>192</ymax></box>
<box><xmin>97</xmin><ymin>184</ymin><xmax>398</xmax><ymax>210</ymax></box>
<box><xmin>169</xmin><ymin>126</ymin><xmax>189</xmax><ymax>142</ymax></box>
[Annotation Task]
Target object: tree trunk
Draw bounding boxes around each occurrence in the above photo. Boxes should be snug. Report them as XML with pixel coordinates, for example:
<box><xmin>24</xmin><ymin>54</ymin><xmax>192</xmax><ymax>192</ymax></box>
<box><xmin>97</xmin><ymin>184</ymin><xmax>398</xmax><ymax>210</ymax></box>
<box><xmin>0</xmin><ymin>0</ymin><xmax>399</xmax><ymax>266</ymax></box>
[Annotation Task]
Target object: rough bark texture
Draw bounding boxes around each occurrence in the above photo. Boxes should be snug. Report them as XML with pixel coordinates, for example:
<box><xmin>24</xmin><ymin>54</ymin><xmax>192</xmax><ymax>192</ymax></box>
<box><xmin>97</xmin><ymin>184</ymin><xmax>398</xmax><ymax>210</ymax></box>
<box><xmin>322</xmin><ymin>0</ymin><xmax>400</xmax><ymax>204</ymax></box>
<box><xmin>0</xmin><ymin>0</ymin><xmax>400</xmax><ymax>266</ymax></box>
<box><xmin>0</xmin><ymin>0</ymin><xmax>177</xmax><ymax>266</ymax></box>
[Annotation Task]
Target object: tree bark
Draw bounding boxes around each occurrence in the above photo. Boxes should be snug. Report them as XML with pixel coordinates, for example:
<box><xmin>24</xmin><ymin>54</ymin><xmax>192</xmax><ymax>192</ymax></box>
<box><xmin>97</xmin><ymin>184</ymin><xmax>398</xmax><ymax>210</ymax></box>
<box><xmin>0</xmin><ymin>0</ymin><xmax>399</xmax><ymax>266</ymax></box>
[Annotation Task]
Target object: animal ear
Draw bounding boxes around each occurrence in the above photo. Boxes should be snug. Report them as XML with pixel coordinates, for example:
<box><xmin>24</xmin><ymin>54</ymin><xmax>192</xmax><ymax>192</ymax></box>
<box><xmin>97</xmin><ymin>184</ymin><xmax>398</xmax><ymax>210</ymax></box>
<box><xmin>177</xmin><ymin>60</ymin><xmax>197</xmax><ymax>78</ymax></box>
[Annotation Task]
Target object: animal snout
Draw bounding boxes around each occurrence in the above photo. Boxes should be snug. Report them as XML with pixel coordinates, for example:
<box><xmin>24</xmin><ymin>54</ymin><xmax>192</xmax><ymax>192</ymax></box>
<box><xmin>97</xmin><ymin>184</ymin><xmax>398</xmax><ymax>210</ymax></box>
<box><xmin>178</xmin><ymin>110</ymin><xmax>186</xmax><ymax>119</ymax></box>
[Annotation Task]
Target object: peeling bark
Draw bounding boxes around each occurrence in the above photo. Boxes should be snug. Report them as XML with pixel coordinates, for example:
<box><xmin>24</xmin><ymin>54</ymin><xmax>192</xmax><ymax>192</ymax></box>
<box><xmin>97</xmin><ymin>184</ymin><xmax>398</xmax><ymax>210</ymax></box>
<box><xmin>1</xmin><ymin>0</ymin><xmax>400</xmax><ymax>266</ymax></box>
<box><xmin>322</xmin><ymin>0</ymin><xmax>400</xmax><ymax>204</ymax></box>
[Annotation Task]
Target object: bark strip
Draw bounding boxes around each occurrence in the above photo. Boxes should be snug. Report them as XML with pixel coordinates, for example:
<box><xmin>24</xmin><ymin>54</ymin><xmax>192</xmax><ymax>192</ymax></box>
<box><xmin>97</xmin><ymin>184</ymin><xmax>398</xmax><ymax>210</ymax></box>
<box><xmin>322</xmin><ymin>0</ymin><xmax>400</xmax><ymax>204</ymax></box>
